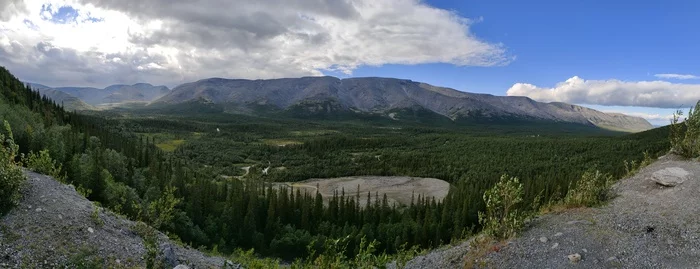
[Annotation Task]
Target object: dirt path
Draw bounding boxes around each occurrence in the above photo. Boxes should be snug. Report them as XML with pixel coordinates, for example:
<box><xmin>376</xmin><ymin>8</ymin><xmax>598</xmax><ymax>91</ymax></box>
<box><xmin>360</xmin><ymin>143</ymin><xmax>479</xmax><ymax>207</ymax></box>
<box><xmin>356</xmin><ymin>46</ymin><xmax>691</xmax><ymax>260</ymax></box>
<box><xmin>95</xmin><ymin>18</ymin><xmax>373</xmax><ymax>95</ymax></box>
<box><xmin>402</xmin><ymin>155</ymin><xmax>700</xmax><ymax>269</ymax></box>
<box><xmin>234</xmin><ymin>166</ymin><xmax>251</xmax><ymax>180</ymax></box>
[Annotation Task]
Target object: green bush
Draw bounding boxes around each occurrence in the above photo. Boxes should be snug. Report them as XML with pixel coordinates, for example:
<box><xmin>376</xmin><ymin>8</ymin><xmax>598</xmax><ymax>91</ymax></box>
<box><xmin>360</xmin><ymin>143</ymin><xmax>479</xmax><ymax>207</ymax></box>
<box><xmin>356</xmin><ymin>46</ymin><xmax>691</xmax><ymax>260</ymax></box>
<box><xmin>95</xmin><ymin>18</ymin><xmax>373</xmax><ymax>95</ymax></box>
<box><xmin>23</xmin><ymin>149</ymin><xmax>65</xmax><ymax>182</ymax></box>
<box><xmin>478</xmin><ymin>174</ymin><xmax>525</xmax><ymax>239</ymax></box>
<box><xmin>147</xmin><ymin>186</ymin><xmax>181</xmax><ymax>230</ymax></box>
<box><xmin>564</xmin><ymin>170</ymin><xmax>613</xmax><ymax>208</ymax></box>
<box><xmin>670</xmin><ymin>101</ymin><xmax>700</xmax><ymax>158</ymax></box>
<box><xmin>0</xmin><ymin>120</ymin><xmax>26</xmax><ymax>215</ymax></box>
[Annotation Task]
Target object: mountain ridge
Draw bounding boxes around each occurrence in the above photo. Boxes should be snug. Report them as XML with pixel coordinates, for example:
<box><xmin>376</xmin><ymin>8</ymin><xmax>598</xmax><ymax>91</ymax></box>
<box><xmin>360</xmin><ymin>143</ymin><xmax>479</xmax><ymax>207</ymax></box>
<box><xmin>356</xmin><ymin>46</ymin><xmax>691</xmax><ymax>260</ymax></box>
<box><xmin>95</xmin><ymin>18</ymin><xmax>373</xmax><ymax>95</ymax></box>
<box><xmin>153</xmin><ymin>76</ymin><xmax>653</xmax><ymax>132</ymax></box>
<box><xmin>27</xmin><ymin>83</ymin><xmax>171</xmax><ymax>107</ymax></box>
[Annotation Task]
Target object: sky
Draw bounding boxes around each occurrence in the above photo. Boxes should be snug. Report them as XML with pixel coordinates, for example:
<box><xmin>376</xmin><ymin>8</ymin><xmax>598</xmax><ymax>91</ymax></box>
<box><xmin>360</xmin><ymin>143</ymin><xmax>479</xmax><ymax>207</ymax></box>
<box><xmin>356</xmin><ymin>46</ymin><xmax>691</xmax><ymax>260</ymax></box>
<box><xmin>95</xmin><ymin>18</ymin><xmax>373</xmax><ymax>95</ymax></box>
<box><xmin>1</xmin><ymin>0</ymin><xmax>699</xmax><ymax>125</ymax></box>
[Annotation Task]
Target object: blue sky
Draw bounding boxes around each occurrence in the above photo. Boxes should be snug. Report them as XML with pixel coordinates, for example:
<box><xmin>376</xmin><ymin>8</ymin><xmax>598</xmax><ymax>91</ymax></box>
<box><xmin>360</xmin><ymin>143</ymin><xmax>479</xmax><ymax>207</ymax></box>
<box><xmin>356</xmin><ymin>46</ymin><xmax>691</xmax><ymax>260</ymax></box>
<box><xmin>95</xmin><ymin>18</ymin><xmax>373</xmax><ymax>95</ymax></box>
<box><xmin>335</xmin><ymin>0</ymin><xmax>700</xmax><ymax>125</ymax></box>
<box><xmin>2</xmin><ymin>0</ymin><xmax>699</xmax><ymax>125</ymax></box>
<box><xmin>346</xmin><ymin>0</ymin><xmax>700</xmax><ymax>89</ymax></box>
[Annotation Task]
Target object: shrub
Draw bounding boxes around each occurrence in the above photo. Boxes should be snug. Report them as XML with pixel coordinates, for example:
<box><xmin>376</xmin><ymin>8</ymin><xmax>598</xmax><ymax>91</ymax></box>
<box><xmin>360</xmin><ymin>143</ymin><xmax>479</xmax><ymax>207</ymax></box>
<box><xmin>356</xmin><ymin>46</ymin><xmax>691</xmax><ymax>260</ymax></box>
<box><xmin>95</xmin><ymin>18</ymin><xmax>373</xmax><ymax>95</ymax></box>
<box><xmin>353</xmin><ymin>237</ymin><xmax>390</xmax><ymax>268</ymax></box>
<box><xmin>478</xmin><ymin>174</ymin><xmax>525</xmax><ymax>240</ymax></box>
<box><xmin>23</xmin><ymin>149</ymin><xmax>66</xmax><ymax>182</ymax></box>
<box><xmin>564</xmin><ymin>170</ymin><xmax>613</xmax><ymax>208</ymax></box>
<box><xmin>0</xmin><ymin>120</ymin><xmax>26</xmax><ymax>215</ymax></box>
<box><xmin>623</xmin><ymin>151</ymin><xmax>653</xmax><ymax>178</ymax></box>
<box><xmin>670</xmin><ymin>101</ymin><xmax>700</xmax><ymax>158</ymax></box>
<box><xmin>147</xmin><ymin>186</ymin><xmax>181</xmax><ymax>230</ymax></box>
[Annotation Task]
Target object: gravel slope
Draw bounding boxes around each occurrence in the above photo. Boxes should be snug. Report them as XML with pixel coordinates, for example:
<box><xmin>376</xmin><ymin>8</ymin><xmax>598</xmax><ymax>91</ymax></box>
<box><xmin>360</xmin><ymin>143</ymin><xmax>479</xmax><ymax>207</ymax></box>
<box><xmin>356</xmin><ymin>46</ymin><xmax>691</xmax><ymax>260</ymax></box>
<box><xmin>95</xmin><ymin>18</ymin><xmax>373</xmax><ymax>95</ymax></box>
<box><xmin>0</xmin><ymin>171</ymin><xmax>237</xmax><ymax>268</ymax></box>
<box><xmin>402</xmin><ymin>155</ymin><xmax>700</xmax><ymax>269</ymax></box>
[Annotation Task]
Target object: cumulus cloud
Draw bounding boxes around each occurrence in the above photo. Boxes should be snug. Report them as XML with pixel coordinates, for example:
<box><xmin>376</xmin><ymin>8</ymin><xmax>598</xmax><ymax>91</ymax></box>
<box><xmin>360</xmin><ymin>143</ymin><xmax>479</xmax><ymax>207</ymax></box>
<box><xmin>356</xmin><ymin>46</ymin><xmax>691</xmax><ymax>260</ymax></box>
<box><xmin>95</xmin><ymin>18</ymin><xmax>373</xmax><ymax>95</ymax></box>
<box><xmin>0</xmin><ymin>0</ymin><xmax>510</xmax><ymax>87</ymax></box>
<box><xmin>654</xmin><ymin>73</ymin><xmax>699</xmax><ymax>80</ymax></box>
<box><xmin>506</xmin><ymin>76</ymin><xmax>700</xmax><ymax>109</ymax></box>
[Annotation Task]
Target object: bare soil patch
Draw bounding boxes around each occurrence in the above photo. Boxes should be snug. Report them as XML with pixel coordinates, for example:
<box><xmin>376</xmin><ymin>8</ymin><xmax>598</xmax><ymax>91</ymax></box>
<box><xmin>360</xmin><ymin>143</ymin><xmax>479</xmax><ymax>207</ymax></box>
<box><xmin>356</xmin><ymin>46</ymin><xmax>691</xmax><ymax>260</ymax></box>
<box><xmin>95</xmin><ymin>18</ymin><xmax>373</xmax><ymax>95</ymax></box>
<box><xmin>276</xmin><ymin>176</ymin><xmax>450</xmax><ymax>207</ymax></box>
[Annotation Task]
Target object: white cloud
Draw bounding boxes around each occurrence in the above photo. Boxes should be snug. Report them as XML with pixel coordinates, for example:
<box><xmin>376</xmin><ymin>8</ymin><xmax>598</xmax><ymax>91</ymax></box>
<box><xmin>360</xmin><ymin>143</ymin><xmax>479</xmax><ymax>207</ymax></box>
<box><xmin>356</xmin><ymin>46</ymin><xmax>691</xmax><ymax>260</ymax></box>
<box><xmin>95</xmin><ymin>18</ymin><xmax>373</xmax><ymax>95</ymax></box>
<box><xmin>0</xmin><ymin>0</ymin><xmax>510</xmax><ymax>87</ymax></box>
<box><xmin>654</xmin><ymin>73</ymin><xmax>699</xmax><ymax>80</ymax></box>
<box><xmin>506</xmin><ymin>76</ymin><xmax>700</xmax><ymax>108</ymax></box>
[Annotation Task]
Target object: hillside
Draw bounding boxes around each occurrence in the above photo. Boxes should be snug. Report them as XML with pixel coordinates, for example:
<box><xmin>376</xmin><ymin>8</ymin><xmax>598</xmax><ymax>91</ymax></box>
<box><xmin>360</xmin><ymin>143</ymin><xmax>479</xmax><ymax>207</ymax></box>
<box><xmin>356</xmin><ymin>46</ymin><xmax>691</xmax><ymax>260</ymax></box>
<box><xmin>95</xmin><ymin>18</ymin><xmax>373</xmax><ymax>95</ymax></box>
<box><xmin>27</xmin><ymin>83</ymin><xmax>170</xmax><ymax>107</ymax></box>
<box><xmin>0</xmin><ymin>170</ymin><xmax>238</xmax><ymax>268</ymax></box>
<box><xmin>401</xmin><ymin>154</ymin><xmax>700</xmax><ymax>268</ymax></box>
<box><xmin>25</xmin><ymin>84</ymin><xmax>95</xmax><ymax>111</ymax></box>
<box><xmin>153</xmin><ymin>77</ymin><xmax>653</xmax><ymax>132</ymax></box>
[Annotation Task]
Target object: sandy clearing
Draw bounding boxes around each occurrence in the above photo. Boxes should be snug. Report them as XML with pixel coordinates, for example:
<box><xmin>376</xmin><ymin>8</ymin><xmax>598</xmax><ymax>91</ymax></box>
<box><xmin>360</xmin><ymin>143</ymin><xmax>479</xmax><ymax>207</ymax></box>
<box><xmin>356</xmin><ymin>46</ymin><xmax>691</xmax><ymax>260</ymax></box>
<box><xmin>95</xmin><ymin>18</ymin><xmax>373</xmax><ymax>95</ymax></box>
<box><xmin>275</xmin><ymin>176</ymin><xmax>450</xmax><ymax>207</ymax></box>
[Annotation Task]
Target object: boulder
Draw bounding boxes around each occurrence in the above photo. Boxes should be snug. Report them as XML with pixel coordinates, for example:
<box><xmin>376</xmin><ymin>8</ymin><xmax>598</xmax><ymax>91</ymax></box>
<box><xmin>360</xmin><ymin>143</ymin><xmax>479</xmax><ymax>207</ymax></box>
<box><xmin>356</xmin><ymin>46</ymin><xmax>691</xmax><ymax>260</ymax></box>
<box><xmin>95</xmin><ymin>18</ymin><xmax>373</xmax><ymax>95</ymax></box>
<box><xmin>651</xmin><ymin>167</ymin><xmax>690</xmax><ymax>187</ymax></box>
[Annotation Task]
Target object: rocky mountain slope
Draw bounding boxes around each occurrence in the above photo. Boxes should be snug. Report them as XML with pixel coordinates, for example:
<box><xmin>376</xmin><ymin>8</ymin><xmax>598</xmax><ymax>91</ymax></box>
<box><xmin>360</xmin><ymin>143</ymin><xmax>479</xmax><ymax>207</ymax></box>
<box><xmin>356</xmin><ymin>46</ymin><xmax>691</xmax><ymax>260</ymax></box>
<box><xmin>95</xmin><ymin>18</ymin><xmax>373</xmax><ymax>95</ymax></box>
<box><xmin>401</xmin><ymin>154</ymin><xmax>700</xmax><ymax>269</ymax></box>
<box><xmin>0</xmin><ymin>171</ymin><xmax>238</xmax><ymax>268</ymax></box>
<box><xmin>27</xmin><ymin>83</ymin><xmax>170</xmax><ymax>107</ymax></box>
<box><xmin>154</xmin><ymin>77</ymin><xmax>653</xmax><ymax>132</ymax></box>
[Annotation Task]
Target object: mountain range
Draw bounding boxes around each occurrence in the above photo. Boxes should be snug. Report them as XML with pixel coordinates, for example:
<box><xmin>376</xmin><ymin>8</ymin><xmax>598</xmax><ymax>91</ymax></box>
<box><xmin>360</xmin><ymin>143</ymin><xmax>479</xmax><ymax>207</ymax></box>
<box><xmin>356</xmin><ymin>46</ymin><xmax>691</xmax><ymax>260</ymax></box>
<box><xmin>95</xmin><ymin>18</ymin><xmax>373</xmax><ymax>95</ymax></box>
<box><xmin>28</xmin><ymin>76</ymin><xmax>653</xmax><ymax>132</ymax></box>
<box><xmin>27</xmin><ymin>83</ymin><xmax>170</xmax><ymax>109</ymax></box>
<box><xmin>155</xmin><ymin>76</ymin><xmax>653</xmax><ymax>132</ymax></box>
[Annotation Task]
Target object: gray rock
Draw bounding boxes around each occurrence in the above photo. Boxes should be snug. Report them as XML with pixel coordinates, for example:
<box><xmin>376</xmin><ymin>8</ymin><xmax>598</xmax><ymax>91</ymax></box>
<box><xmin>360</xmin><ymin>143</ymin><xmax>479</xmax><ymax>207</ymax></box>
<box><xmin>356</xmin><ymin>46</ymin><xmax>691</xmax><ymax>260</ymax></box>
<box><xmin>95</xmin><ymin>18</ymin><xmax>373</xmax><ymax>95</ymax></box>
<box><xmin>173</xmin><ymin>265</ymin><xmax>190</xmax><ymax>269</ymax></box>
<box><xmin>161</xmin><ymin>243</ymin><xmax>178</xmax><ymax>267</ymax></box>
<box><xmin>87</xmin><ymin>227</ymin><xmax>94</xmax><ymax>234</ymax></box>
<box><xmin>539</xmin><ymin>237</ymin><xmax>548</xmax><ymax>243</ymax></box>
<box><xmin>567</xmin><ymin>253</ymin><xmax>582</xmax><ymax>263</ymax></box>
<box><xmin>553</xmin><ymin>232</ymin><xmax>563</xmax><ymax>237</ymax></box>
<box><xmin>651</xmin><ymin>167</ymin><xmax>690</xmax><ymax>187</ymax></box>
<box><xmin>551</xmin><ymin>243</ymin><xmax>559</xmax><ymax>249</ymax></box>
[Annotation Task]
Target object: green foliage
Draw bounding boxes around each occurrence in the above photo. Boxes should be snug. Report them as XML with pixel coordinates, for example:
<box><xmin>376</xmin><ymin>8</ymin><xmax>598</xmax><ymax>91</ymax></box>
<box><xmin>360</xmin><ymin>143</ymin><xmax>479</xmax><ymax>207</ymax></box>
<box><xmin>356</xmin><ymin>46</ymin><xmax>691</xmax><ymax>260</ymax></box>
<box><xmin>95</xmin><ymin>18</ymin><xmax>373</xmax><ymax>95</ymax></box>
<box><xmin>232</xmin><ymin>249</ymin><xmax>282</xmax><ymax>269</ymax></box>
<box><xmin>133</xmin><ymin>222</ymin><xmax>163</xmax><ymax>269</ymax></box>
<box><xmin>308</xmin><ymin>236</ymin><xmax>349</xmax><ymax>268</ymax></box>
<box><xmin>563</xmin><ymin>170</ymin><xmax>613</xmax><ymax>208</ymax></box>
<box><xmin>23</xmin><ymin>149</ymin><xmax>65</xmax><ymax>182</ymax></box>
<box><xmin>66</xmin><ymin>247</ymin><xmax>103</xmax><ymax>269</ymax></box>
<box><xmin>624</xmin><ymin>151</ymin><xmax>653</xmax><ymax>177</ymax></box>
<box><xmin>670</xmin><ymin>101</ymin><xmax>700</xmax><ymax>157</ymax></box>
<box><xmin>147</xmin><ymin>186</ymin><xmax>181</xmax><ymax>230</ymax></box>
<box><xmin>91</xmin><ymin>204</ymin><xmax>104</xmax><ymax>227</ymax></box>
<box><xmin>0</xmin><ymin>120</ymin><xmax>25</xmax><ymax>215</ymax></box>
<box><xmin>478</xmin><ymin>174</ymin><xmax>525</xmax><ymax>240</ymax></box>
<box><xmin>353</xmin><ymin>237</ymin><xmax>390</xmax><ymax>268</ymax></box>
<box><xmin>394</xmin><ymin>243</ymin><xmax>421</xmax><ymax>268</ymax></box>
<box><xmin>76</xmin><ymin>185</ymin><xmax>93</xmax><ymax>198</ymax></box>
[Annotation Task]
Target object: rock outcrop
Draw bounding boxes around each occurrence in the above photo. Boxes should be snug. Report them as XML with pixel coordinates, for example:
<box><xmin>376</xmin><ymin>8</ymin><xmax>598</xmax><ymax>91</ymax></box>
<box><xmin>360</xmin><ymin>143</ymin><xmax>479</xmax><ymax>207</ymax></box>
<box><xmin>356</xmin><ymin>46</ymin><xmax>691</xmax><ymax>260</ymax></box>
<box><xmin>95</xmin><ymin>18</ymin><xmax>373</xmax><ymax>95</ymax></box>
<box><xmin>650</xmin><ymin>167</ymin><xmax>690</xmax><ymax>187</ymax></box>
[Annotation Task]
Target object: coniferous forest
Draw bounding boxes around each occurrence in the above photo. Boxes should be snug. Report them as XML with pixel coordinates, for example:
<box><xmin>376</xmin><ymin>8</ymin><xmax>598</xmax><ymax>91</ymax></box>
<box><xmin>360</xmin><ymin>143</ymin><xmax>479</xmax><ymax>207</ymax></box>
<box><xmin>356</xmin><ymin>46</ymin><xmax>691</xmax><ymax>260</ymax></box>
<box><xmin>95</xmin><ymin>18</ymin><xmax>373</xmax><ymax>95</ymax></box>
<box><xmin>0</xmin><ymin>66</ymin><xmax>670</xmax><ymax>262</ymax></box>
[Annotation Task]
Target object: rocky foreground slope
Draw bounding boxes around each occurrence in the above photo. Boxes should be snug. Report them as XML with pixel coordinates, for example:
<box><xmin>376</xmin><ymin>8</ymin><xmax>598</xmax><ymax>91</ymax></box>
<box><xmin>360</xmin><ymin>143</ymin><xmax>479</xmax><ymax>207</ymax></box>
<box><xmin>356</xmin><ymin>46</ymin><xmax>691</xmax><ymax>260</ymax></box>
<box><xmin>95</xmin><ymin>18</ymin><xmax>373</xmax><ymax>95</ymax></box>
<box><xmin>403</xmin><ymin>154</ymin><xmax>700</xmax><ymax>269</ymax></box>
<box><xmin>0</xmin><ymin>171</ymin><xmax>238</xmax><ymax>268</ymax></box>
